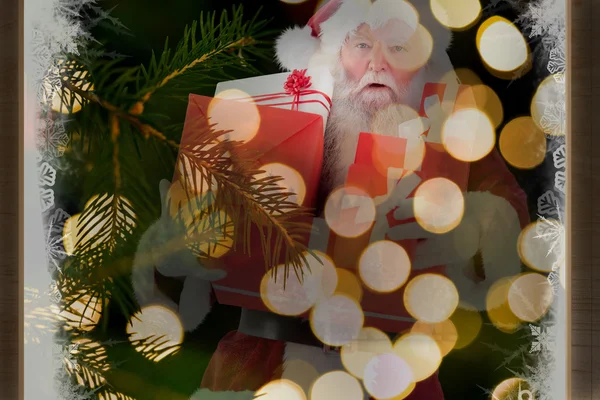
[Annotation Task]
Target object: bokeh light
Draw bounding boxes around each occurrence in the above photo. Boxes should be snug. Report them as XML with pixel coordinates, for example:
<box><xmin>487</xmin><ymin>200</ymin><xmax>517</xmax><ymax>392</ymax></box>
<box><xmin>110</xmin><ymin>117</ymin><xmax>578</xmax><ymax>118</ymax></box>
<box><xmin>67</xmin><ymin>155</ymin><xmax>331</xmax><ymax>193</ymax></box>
<box><xmin>56</xmin><ymin>291</ymin><xmax>104</xmax><ymax>332</ymax></box>
<box><xmin>476</xmin><ymin>16</ymin><xmax>529</xmax><ymax>73</ymax></box>
<box><xmin>324</xmin><ymin>186</ymin><xmax>376</xmax><ymax>238</ymax></box>
<box><xmin>310</xmin><ymin>294</ymin><xmax>364</xmax><ymax>347</ymax></box>
<box><xmin>335</xmin><ymin>268</ymin><xmax>364</xmax><ymax>303</ymax></box>
<box><xmin>410</xmin><ymin>319</ymin><xmax>458</xmax><ymax>356</ymax></box>
<box><xmin>363</xmin><ymin>353</ymin><xmax>414</xmax><ymax>399</ymax></box>
<box><xmin>44</xmin><ymin>61</ymin><xmax>94</xmax><ymax>114</ymax></box>
<box><xmin>404</xmin><ymin>274</ymin><xmax>459</xmax><ymax>323</ymax></box>
<box><xmin>126</xmin><ymin>305</ymin><xmax>184</xmax><ymax>362</ymax></box>
<box><xmin>388</xmin><ymin>24</ymin><xmax>433</xmax><ymax>72</ymax></box>
<box><xmin>530</xmin><ymin>74</ymin><xmax>565</xmax><ymax>136</ymax></box>
<box><xmin>255</xmin><ymin>162</ymin><xmax>307</xmax><ymax>206</ymax></box>
<box><xmin>393</xmin><ymin>333</ymin><xmax>442</xmax><ymax>382</ymax></box>
<box><xmin>371</xmin><ymin>104</ymin><xmax>425</xmax><ymax>174</ymax></box>
<box><xmin>430</xmin><ymin>0</ymin><xmax>481</xmax><ymax>30</ymax></box>
<box><xmin>499</xmin><ymin>117</ymin><xmax>547</xmax><ymax>169</ymax></box>
<box><xmin>442</xmin><ymin>68</ymin><xmax>482</xmax><ymax>86</ymax></box>
<box><xmin>393</xmin><ymin>381</ymin><xmax>417</xmax><ymax>400</ymax></box>
<box><xmin>341</xmin><ymin>327</ymin><xmax>393</xmax><ymax>379</ymax></box>
<box><xmin>486</xmin><ymin>277</ymin><xmax>522</xmax><ymax>333</ymax></box>
<box><xmin>310</xmin><ymin>371</ymin><xmax>364</xmax><ymax>400</ymax></box>
<box><xmin>261</xmin><ymin>254</ymin><xmax>337</xmax><ymax>316</ymax></box>
<box><xmin>358</xmin><ymin>241</ymin><xmax>411</xmax><ymax>293</ymax></box>
<box><xmin>190</xmin><ymin>210</ymin><xmax>234</xmax><ymax>259</ymax></box>
<box><xmin>208</xmin><ymin>89</ymin><xmax>261</xmax><ymax>143</ymax></box>
<box><xmin>64</xmin><ymin>194</ymin><xmax>137</xmax><ymax>255</ymax></box>
<box><xmin>491</xmin><ymin>377</ymin><xmax>532</xmax><ymax>400</ymax></box>
<box><xmin>67</xmin><ymin>338</ymin><xmax>111</xmax><ymax>388</ymax></box>
<box><xmin>507</xmin><ymin>273</ymin><xmax>554</xmax><ymax>322</ymax></box>
<box><xmin>177</xmin><ymin>156</ymin><xmax>217</xmax><ymax>195</ymax></box>
<box><xmin>518</xmin><ymin>220</ymin><xmax>564</xmax><ymax>273</ymax></box>
<box><xmin>281</xmin><ymin>359</ymin><xmax>319</xmax><ymax>397</ymax></box>
<box><xmin>280</xmin><ymin>0</ymin><xmax>310</xmax><ymax>4</ymax></box>
<box><xmin>449</xmin><ymin>301</ymin><xmax>482</xmax><ymax>349</ymax></box>
<box><xmin>413</xmin><ymin>178</ymin><xmax>464</xmax><ymax>234</ymax></box>
<box><xmin>255</xmin><ymin>379</ymin><xmax>306</xmax><ymax>400</ymax></box>
<box><xmin>455</xmin><ymin>84</ymin><xmax>504</xmax><ymax>128</ymax></box>
<box><xmin>442</xmin><ymin>108</ymin><xmax>495</xmax><ymax>162</ymax></box>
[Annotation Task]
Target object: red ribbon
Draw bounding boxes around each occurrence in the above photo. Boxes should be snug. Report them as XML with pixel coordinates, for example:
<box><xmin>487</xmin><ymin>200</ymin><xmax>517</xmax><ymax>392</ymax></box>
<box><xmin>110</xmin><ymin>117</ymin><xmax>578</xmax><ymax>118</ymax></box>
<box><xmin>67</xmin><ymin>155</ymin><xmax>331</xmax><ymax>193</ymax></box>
<box><xmin>234</xmin><ymin>69</ymin><xmax>332</xmax><ymax>113</ymax></box>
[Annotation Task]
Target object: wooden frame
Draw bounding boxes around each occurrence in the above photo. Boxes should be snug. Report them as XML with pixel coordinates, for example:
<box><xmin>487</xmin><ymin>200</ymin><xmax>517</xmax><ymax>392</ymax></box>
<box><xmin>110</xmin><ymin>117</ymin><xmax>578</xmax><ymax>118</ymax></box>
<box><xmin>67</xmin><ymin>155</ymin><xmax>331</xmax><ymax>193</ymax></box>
<box><xmin>1</xmin><ymin>0</ymin><xmax>595</xmax><ymax>398</ymax></box>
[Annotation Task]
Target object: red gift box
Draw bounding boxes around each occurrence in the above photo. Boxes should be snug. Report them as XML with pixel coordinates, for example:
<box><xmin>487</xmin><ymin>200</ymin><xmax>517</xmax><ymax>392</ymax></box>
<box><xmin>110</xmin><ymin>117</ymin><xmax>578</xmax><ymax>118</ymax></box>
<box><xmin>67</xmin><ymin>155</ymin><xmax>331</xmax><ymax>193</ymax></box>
<box><xmin>174</xmin><ymin>93</ymin><xmax>325</xmax><ymax>312</ymax></box>
<box><xmin>322</xmin><ymin>83</ymin><xmax>478</xmax><ymax>333</ymax></box>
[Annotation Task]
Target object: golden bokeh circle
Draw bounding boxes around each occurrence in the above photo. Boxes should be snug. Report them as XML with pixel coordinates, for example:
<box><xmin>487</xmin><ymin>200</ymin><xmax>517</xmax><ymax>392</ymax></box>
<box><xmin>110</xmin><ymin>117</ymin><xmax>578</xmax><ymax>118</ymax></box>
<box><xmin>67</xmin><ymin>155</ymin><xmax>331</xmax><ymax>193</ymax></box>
<box><xmin>518</xmin><ymin>220</ymin><xmax>564</xmax><ymax>273</ymax></box>
<box><xmin>281</xmin><ymin>359</ymin><xmax>320</xmax><ymax>396</ymax></box>
<box><xmin>324</xmin><ymin>186</ymin><xmax>376</xmax><ymax>238</ymax></box>
<box><xmin>410</xmin><ymin>319</ymin><xmax>458</xmax><ymax>356</ymax></box>
<box><xmin>255</xmin><ymin>163</ymin><xmax>307</xmax><ymax>207</ymax></box>
<box><xmin>430</xmin><ymin>0</ymin><xmax>481</xmax><ymax>30</ymax></box>
<box><xmin>393</xmin><ymin>333</ymin><xmax>442</xmax><ymax>382</ymax></box>
<box><xmin>507</xmin><ymin>272</ymin><xmax>554</xmax><ymax>322</ymax></box>
<box><xmin>413</xmin><ymin>178</ymin><xmax>464</xmax><ymax>234</ymax></box>
<box><xmin>486</xmin><ymin>277</ymin><xmax>522</xmax><ymax>333</ymax></box>
<box><xmin>260</xmin><ymin>257</ymin><xmax>335</xmax><ymax>317</ymax></box>
<box><xmin>208</xmin><ymin>89</ymin><xmax>261</xmax><ymax>143</ymax></box>
<box><xmin>310</xmin><ymin>294</ymin><xmax>364</xmax><ymax>347</ymax></box>
<box><xmin>255</xmin><ymin>379</ymin><xmax>307</xmax><ymax>400</ymax></box>
<box><xmin>341</xmin><ymin>327</ymin><xmax>393</xmax><ymax>379</ymax></box>
<box><xmin>358</xmin><ymin>241</ymin><xmax>412</xmax><ymax>293</ymax></box>
<box><xmin>126</xmin><ymin>305</ymin><xmax>184</xmax><ymax>362</ymax></box>
<box><xmin>363</xmin><ymin>352</ymin><xmax>414</xmax><ymax>399</ymax></box>
<box><xmin>499</xmin><ymin>117</ymin><xmax>547</xmax><ymax>170</ymax></box>
<box><xmin>404</xmin><ymin>274</ymin><xmax>460</xmax><ymax>323</ymax></box>
<box><xmin>476</xmin><ymin>16</ymin><xmax>530</xmax><ymax>73</ymax></box>
<box><xmin>449</xmin><ymin>301</ymin><xmax>483</xmax><ymax>349</ymax></box>
<box><xmin>491</xmin><ymin>377</ymin><xmax>533</xmax><ymax>400</ymax></box>
<box><xmin>442</xmin><ymin>108</ymin><xmax>496</xmax><ymax>162</ymax></box>
<box><xmin>335</xmin><ymin>268</ymin><xmax>364</xmax><ymax>304</ymax></box>
<box><xmin>455</xmin><ymin>84</ymin><xmax>504</xmax><ymax>128</ymax></box>
<box><xmin>530</xmin><ymin>74</ymin><xmax>565</xmax><ymax>136</ymax></box>
<box><xmin>310</xmin><ymin>371</ymin><xmax>364</xmax><ymax>400</ymax></box>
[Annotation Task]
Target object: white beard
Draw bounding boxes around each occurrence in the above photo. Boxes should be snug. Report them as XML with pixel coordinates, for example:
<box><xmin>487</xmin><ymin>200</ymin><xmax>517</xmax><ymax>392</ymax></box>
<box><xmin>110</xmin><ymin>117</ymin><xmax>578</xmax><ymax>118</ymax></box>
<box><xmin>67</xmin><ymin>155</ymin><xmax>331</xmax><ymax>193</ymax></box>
<box><xmin>321</xmin><ymin>64</ymin><xmax>431</xmax><ymax>196</ymax></box>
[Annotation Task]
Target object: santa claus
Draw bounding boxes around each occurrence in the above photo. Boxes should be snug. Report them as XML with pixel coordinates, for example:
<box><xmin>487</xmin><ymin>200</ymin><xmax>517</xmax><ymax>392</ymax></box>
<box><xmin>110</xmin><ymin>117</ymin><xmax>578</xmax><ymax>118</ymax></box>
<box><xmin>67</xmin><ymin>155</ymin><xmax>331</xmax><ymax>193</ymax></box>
<box><xmin>191</xmin><ymin>0</ymin><xmax>530</xmax><ymax>398</ymax></box>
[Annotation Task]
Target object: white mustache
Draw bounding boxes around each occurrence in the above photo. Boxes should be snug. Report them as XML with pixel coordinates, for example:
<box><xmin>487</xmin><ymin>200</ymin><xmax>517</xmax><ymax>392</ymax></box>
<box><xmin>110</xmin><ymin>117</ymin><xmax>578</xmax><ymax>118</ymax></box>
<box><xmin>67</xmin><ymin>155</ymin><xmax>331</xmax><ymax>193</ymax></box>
<box><xmin>359</xmin><ymin>72</ymin><xmax>398</xmax><ymax>92</ymax></box>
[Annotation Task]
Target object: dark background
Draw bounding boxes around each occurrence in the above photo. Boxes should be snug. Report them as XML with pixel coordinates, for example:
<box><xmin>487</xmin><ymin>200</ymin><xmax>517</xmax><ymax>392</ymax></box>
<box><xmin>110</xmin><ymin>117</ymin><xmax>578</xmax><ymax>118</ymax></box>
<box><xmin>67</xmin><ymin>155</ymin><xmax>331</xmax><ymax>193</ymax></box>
<box><xmin>69</xmin><ymin>0</ymin><xmax>552</xmax><ymax>398</ymax></box>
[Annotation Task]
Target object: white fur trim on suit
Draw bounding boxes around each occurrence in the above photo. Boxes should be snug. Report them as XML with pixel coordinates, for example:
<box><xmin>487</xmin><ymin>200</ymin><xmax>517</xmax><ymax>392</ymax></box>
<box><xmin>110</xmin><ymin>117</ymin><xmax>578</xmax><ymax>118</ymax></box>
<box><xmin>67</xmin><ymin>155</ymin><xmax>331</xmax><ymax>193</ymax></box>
<box><xmin>275</xmin><ymin>0</ymin><xmax>453</xmax><ymax>72</ymax></box>
<box><xmin>275</xmin><ymin>25</ymin><xmax>321</xmax><ymax>71</ymax></box>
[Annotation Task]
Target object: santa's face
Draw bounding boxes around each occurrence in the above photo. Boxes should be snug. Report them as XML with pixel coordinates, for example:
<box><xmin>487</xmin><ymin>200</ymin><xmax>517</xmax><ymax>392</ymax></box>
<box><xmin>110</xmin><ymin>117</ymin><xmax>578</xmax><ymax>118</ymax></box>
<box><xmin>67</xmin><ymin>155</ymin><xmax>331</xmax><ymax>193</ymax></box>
<box><xmin>337</xmin><ymin>20</ymin><xmax>424</xmax><ymax>111</ymax></box>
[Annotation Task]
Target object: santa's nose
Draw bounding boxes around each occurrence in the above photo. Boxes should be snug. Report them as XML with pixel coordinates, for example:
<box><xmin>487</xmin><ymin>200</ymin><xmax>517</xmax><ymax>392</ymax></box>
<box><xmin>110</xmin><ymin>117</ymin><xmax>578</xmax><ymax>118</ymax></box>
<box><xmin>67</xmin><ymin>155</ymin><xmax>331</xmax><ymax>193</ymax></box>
<box><xmin>369</xmin><ymin>43</ymin><xmax>388</xmax><ymax>72</ymax></box>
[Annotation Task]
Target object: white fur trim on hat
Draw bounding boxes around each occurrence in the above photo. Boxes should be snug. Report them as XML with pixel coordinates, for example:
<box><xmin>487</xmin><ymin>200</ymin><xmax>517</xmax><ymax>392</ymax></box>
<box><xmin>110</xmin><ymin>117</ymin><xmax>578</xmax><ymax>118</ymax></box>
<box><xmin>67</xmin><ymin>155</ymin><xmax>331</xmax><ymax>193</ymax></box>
<box><xmin>275</xmin><ymin>0</ymin><xmax>453</xmax><ymax>72</ymax></box>
<box><xmin>275</xmin><ymin>25</ymin><xmax>321</xmax><ymax>72</ymax></box>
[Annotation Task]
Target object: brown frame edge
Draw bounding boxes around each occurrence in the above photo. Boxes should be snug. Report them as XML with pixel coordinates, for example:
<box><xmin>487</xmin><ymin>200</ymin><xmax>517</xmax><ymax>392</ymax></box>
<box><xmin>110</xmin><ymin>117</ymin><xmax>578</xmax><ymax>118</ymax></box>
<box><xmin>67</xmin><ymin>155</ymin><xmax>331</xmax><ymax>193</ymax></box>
<box><xmin>0</xmin><ymin>0</ymin><xmax>22</xmax><ymax>398</ymax></box>
<box><xmin>0</xmin><ymin>0</ymin><xmax>595</xmax><ymax>399</ymax></box>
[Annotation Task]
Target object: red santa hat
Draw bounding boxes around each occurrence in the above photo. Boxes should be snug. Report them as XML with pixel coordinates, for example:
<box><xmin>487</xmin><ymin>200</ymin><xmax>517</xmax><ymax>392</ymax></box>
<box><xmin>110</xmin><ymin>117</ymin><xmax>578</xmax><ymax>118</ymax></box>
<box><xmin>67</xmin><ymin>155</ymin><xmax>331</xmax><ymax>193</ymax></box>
<box><xmin>275</xmin><ymin>0</ymin><xmax>453</xmax><ymax>72</ymax></box>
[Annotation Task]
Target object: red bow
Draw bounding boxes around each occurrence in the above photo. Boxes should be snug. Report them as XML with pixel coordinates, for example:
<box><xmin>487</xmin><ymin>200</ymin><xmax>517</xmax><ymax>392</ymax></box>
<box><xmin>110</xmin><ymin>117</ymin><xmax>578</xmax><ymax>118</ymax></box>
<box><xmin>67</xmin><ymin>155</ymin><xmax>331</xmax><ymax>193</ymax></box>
<box><xmin>283</xmin><ymin>69</ymin><xmax>313</xmax><ymax>111</ymax></box>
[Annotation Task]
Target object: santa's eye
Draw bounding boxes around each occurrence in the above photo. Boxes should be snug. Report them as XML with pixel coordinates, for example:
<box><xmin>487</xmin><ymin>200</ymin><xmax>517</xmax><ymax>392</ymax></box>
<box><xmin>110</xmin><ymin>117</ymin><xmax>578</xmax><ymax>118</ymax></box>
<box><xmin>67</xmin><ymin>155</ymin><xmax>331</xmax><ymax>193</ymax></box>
<box><xmin>356</xmin><ymin>43</ymin><xmax>371</xmax><ymax>49</ymax></box>
<box><xmin>390</xmin><ymin>45</ymin><xmax>405</xmax><ymax>52</ymax></box>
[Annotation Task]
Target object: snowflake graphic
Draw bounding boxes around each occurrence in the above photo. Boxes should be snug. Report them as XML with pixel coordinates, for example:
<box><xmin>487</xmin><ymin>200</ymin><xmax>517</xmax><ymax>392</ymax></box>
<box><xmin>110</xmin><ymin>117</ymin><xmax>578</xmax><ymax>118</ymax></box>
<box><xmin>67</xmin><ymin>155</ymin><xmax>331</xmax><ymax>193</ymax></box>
<box><xmin>529</xmin><ymin>324</ymin><xmax>554</xmax><ymax>353</ymax></box>
<box><xmin>44</xmin><ymin>209</ymin><xmax>71</xmax><ymax>273</ymax></box>
<box><xmin>540</xmin><ymin>100</ymin><xmax>566</xmax><ymax>137</ymax></box>
<box><xmin>554</xmin><ymin>170</ymin><xmax>566</xmax><ymax>194</ymax></box>
<box><xmin>37</xmin><ymin>116</ymin><xmax>69</xmax><ymax>160</ymax></box>
<box><xmin>39</xmin><ymin>161</ymin><xmax>57</xmax><ymax>187</ymax></box>
<box><xmin>552</xmin><ymin>144</ymin><xmax>566</xmax><ymax>169</ymax></box>
<box><xmin>537</xmin><ymin>190</ymin><xmax>559</xmax><ymax>216</ymax></box>
<box><xmin>547</xmin><ymin>46</ymin><xmax>565</xmax><ymax>84</ymax></box>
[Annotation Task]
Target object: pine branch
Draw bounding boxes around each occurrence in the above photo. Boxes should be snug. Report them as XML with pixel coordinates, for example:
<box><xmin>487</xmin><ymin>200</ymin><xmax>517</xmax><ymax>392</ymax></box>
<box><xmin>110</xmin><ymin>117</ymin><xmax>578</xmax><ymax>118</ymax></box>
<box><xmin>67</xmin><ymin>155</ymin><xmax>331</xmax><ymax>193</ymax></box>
<box><xmin>176</xmin><ymin>118</ymin><xmax>315</xmax><ymax>280</ymax></box>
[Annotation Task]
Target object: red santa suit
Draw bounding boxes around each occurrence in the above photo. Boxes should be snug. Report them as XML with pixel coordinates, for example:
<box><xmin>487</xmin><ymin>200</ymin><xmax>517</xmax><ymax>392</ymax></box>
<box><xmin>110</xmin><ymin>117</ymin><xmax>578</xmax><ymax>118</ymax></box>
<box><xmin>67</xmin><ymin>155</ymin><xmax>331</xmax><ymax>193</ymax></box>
<box><xmin>195</xmin><ymin>0</ymin><xmax>531</xmax><ymax>398</ymax></box>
